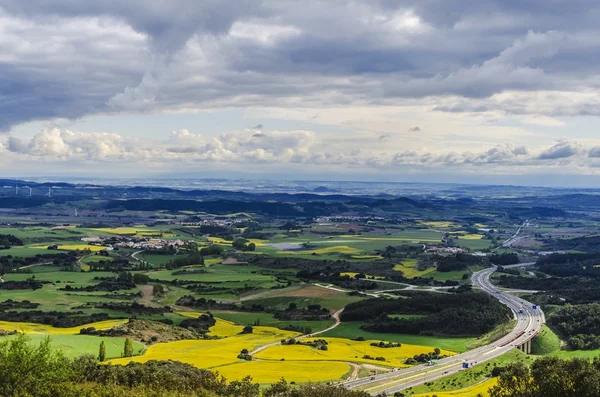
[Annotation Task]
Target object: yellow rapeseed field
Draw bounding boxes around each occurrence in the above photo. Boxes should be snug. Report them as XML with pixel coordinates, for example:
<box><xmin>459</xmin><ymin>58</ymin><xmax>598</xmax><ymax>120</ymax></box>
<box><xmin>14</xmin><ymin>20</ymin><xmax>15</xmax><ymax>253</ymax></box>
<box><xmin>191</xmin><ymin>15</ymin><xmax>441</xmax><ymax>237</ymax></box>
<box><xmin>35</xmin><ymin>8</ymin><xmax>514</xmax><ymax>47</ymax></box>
<box><xmin>357</xmin><ymin>237</ymin><xmax>442</xmax><ymax>242</ymax></box>
<box><xmin>208</xmin><ymin>237</ymin><xmax>232</xmax><ymax>245</ymax></box>
<box><xmin>393</xmin><ymin>259</ymin><xmax>435</xmax><ymax>278</ymax></box>
<box><xmin>413</xmin><ymin>378</ymin><xmax>497</xmax><ymax>397</ymax></box>
<box><xmin>216</xmin><ymin>360</ymin><xmax>351</xmax><ymax>383</ymax></box>
<box><xmin>0</xmin><ymin>319</ymin><xmax>128</xmax><ymax>335</ymax></box>
<box><xmin>207</xmin><ymin>237</ymin><xmax>268</xmax><ymax>246</ymax></box>
<box><xmin>458</xmin><ymin>234</ymin><xmax>485</xmax><ymax>240</ymax></box>
<box><xmin>255</xmin><ymin>337</ymin><xmax>455</xmax><ymax>368</ymax></box>
<box><xmin>340</xmin><ymin>272</ymin><xmax>385</xmax><ymax>280</ymax></box>
<box><xmin>107</xmin><ymin>315</ymin><xmax>457</xmax><ymax>384</ymax></box>
<box><xmin>351</xmin><ymin>255</ymin><xmax>383</xmax><ymax>259</ymax></box>
<box><xmin>204</xmin><ymin>257</ymin><xmax>222</xmax><ymax>266</ymax></box>
<box><xmin>108</xmin><ymin>323</ymin><xmax>299</xmax><ymax>369</ymax></box>
<box><xmin>418</xmin><ymin>221</ymin><xmax>457</xmax><ymax>228</ymax></box>
<box><xmin>30</xmin><ymin>244</ymin><xmax>107</xmax><ymax>252</ymax></box>
<box><xmin>91</xmin><ymin>227</ymin><xmax>160</xmax><ymax>235</ymax></box>
<box><xmin>285</xmin><ymin>245</ymin><xmax>362</xmax><ymax>255</ymax></box>
<box><xmin>176</xmin><ymin>313</ymin><xmax>243</xmax><ymax>336</ymax></box>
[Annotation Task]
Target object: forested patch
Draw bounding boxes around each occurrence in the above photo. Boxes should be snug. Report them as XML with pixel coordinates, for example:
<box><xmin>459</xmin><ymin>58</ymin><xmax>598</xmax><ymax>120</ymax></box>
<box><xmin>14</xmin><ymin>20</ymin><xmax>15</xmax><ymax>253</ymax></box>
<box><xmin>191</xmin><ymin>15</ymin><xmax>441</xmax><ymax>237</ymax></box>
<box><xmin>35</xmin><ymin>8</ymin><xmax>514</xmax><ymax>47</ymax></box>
<box><xmin>497</xmin><ymin>274</ymin><xmax>600</xmax><ymax>304</ymax></box>
<box><xmin>489</xmin><ymin>356</ymin><xmax>600</xmax><ymax>397</ymax></box>
<box><xmin>489</xmin><ymin>253</ymin><xmax>519</xmax><ymax>266</ymax></box>
<box><xmin>536</xmin><ymin>253</ymin><xmax>600</xmax><ymax>278</ymax></box>
<box><xmin>0</xmin><ymin>234</ymin><xmax>23</xmax><ymax>248</ymax></box>
<box><xmin>0</xmin><ymin>278</ymin><xmax>47</xmax><ymax>290</ymax></box>
<box><xmin>0</xmin><ymin>252</ymin><xmax>78</xmax><ymax>273</ymax></box>
<box><xmin>548</xmin><ymin>304</ymin><xmax>600</xmax><ymax>350</ymax></box>
<box><xmin>0</xmin><ymin>310</ymin><xmax>112</xmax><ymax>327</ymax></box>
<box><xmin>432</xmin><ymin>253</ymin><xmax>487</xmax><ymax>272</ymax></box>
<box><xmin>342</xmin><ymin>292</ymin><xmax>511</xmax><ymax>336</ymax></box>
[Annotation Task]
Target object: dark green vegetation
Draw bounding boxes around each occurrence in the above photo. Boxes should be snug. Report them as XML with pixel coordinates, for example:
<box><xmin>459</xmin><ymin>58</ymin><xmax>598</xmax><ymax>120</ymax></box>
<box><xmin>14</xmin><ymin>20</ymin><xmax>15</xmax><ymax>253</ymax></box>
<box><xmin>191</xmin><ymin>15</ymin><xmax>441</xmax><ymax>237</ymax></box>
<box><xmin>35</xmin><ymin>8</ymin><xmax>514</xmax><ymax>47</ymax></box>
<box><xmin>498</xmin><ymin>253</ymin><xmax>600</xmax><ymax>304</ymax></box>
<box><xmin>0</xmin><ymin>234</ymin><xmax>23</xmax><ymax>249</ymax></box>
<box><xmin>489</xmin><ymin>356</ymin><xmax>600</xmax><ymax>397</ymax></box>
<box><xmin>431</xmin><ymin>253</ymin><xmax>486</xmax><ymax>272</ymax></box>
<box><xmin>341</xmin><ymin>292</ymin><xmax>512</xmax><ymax>336</ymax></box>
<box><xmin>548</xmin><ymin>305</ymin><xmax>600</xmax><ymax>350</ymax></box>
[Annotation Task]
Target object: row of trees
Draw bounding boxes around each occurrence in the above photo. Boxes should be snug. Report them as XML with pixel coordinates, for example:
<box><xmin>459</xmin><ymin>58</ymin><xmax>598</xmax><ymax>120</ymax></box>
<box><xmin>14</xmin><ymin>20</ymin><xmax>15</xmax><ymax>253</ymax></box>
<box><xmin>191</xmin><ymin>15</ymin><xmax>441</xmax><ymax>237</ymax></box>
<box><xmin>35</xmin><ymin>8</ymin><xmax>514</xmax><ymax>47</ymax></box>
<box><xmin>97</xmin><ymin>338</ymin><xmax>135</xmax><ymax>362</ymax></box>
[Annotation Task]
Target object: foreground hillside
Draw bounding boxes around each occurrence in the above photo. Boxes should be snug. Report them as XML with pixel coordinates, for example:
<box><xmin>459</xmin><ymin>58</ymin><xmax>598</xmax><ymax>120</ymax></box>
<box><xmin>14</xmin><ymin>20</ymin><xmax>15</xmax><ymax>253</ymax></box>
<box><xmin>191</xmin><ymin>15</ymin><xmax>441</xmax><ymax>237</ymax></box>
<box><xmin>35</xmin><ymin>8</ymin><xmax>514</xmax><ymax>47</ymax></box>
<box><xmin>0</xmin><ymin>335</ymin><xmax>370</xmax><ymax>397</ymax></box>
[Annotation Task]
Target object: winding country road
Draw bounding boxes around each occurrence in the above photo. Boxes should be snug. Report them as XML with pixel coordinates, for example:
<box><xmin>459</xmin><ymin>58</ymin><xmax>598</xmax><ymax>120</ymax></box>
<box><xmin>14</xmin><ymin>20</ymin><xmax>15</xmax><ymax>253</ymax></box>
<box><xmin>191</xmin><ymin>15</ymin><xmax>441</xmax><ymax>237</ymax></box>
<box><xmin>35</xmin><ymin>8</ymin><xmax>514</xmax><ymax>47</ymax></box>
<box><xmin>343</xmin><ymin>264</ymin><xmax>545</xmax><ymax>395</ymax></box>
<box><xmin>249</xmin><ymin>308</ymin><xmax>344</xmax><ymax>356</ymax></box>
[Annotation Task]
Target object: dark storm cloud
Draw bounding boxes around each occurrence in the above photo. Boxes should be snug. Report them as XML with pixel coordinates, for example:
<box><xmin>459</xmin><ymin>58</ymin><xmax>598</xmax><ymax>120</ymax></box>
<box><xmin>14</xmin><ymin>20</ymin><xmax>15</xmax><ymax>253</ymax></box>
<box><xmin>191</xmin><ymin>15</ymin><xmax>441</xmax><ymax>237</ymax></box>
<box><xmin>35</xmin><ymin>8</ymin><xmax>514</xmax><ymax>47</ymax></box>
<box><xmin>0</xmin><ymin>0</ymin><xmax>266</xmax><ymax>52</ymax></box>
<box><xmin>2</xmin><ymin>0</ymin><xmax>600</xmax><ymax>129</ymax></box>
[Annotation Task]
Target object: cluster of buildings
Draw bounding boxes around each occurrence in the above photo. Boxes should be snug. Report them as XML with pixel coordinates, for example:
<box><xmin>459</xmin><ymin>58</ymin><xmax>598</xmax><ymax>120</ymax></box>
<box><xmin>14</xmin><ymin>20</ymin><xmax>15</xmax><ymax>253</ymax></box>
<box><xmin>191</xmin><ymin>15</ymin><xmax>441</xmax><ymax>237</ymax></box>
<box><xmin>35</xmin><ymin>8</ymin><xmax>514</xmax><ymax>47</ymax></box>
<box><xmin>426</xmin><ymin>246</ymin><xmax>468</xmax><ymax>254</ymax></box>
<box><xmin>314</xmin><ymin>216</ymin><xmax>388</xmax><ymax>223</ymax></box>
<box><xmin>180</xmin><ymin>218</ymin><xmax>246</xmax><ymax>227</ymax></box>
<box><xmin>81</xmin><ymin>236</ymin><xmax>189</xmax><ymax>251</ymax></box>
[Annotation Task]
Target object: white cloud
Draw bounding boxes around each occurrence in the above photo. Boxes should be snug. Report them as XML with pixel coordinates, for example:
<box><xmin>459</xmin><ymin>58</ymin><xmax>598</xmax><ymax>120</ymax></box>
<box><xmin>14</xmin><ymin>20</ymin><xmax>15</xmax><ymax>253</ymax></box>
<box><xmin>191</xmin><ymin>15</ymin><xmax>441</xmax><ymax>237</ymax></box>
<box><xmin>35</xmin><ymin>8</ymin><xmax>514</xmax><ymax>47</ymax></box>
<box><xmin>6</xmin><ymin>129</ymin><xmax>600</xmax><ymax>176</ymax></box>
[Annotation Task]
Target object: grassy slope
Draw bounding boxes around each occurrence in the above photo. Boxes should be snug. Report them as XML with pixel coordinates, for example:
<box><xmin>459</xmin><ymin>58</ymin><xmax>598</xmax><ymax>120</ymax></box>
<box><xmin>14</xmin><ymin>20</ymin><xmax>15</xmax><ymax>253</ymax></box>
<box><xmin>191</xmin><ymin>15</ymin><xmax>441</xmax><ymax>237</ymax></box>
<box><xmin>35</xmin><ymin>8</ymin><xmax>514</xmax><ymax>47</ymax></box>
<box><xmin>407</xmin><ymin>350</ymin><xmax>533</xmax><ymax>396</ymax></box>
<box><xmin>531</xmin><ymin>325</ymin><xmax>560</xmax><ymax>355</ymax></box>
<box><xmin>466</xmin><ymin>321</ymin><xmax>516</xmax><ymax>350</ymax></box>
<box><xmin>6</xmin><ymin>334</ymin><xmax>144</xmax><ymax>360</ymax></box>
<box><xmin>210</xmin><ymin>310</ymin><xmax>334</xmax><ymax>333</ymax></box>
<box><xmin>551</xmin><ymin>349</ymin><xmax>600</xmax><ymax>359</ymax></box>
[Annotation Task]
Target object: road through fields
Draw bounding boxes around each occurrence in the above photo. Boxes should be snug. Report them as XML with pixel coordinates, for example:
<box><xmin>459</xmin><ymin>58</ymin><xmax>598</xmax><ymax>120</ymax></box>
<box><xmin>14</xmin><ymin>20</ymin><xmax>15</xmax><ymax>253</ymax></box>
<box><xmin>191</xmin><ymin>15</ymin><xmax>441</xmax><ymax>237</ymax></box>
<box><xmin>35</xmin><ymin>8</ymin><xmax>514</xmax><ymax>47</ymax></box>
<box><xmin>343</xmin><ymin>264</ymin><xmax>544</xmax><ymax>395</ymax></box>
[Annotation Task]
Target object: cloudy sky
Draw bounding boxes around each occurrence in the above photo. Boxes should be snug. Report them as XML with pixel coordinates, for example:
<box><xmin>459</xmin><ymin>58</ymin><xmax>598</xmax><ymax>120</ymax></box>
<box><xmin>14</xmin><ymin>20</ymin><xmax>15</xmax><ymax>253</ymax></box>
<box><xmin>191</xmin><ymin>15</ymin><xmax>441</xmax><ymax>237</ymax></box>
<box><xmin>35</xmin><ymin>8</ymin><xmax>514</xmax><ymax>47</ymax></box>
<box><xmin>3</xmin><ymin>0</ymin><xmax>600</xmax><ymax>186</ymax></box>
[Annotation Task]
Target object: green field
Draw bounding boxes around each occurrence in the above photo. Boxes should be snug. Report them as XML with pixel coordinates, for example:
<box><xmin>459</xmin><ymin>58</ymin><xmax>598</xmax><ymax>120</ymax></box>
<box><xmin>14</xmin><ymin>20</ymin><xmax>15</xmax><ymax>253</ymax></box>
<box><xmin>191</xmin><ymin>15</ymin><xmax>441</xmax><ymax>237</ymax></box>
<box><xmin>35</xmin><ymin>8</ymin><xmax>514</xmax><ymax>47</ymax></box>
<box><xmin>8</xmin><ymin>334</ymin><xmax>145</xmax><ymax>359</ymax></box>
<box><xmin>211</xmin><ymin>310</ymin><xmax>333</xmax><ymax>333</ymax></box>
<box><xmin>455</xmin><ymin>238</ymin><xmax>493</xmax><ymax>250</ymax></box>
<box><xmin>550</xmin><ymin>349</ymin><xmax>600</xmax><ymax>360</ymax></box>
<box><xmin>1</xmin><ymin>271</ymin><xmax>136</xmax><ymax>312</ymax></box>
<box><xmin>321</xmin><ymin>322</ymin><xmax>475</xmax><ymax>352</ymax></box>
<box><xmin>531</xmin><ymin>325</ymin><xmax>561</xmax><ymax>355</ymax></box>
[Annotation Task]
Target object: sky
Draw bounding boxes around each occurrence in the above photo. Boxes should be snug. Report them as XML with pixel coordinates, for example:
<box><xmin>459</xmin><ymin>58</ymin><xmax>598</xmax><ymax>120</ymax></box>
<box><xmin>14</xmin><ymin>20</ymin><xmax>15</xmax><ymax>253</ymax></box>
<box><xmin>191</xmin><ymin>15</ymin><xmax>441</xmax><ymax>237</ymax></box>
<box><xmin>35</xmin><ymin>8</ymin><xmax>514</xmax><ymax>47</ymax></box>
<box><xmin>3</xmin><ymin>1</ymin><xmax>600</xmax><ymax>186</ymax></box>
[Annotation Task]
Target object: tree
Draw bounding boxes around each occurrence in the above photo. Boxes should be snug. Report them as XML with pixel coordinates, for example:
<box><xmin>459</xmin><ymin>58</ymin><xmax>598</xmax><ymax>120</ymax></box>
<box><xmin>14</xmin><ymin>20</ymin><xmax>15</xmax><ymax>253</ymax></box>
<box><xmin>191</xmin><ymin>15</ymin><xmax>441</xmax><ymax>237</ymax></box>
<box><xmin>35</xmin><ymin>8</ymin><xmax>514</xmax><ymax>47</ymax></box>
<box><xmin>226</xmin><ymin>375</ymin><xmax>260</xmax><ymax>397</ymax></box>
<box><xmin>152</xmin><ymin>284</ymin><xmax>164</xmax><ymax>296</ymax></box>
<box><xmin>489</xmin><ymin>357</ymin><xmax>600</xmax><ymax>397</ymax></box>
<box><xmin>98</xmin><ymin>341</ymin><xmax>106</xmax><ymax>362</ymax></box>
<box><xmin>132</xmin><ymin>273</ymin><xmax>150</xmax><ymax>284</ymax></box>
<box><xmin>123</xmin><ymin>338</ymin><xmax>134</xmax><ymax>358</ymax></box>
<box><xmin>242</xmin><ymin>325</ymin><xmax>253</xmax><ymax>334</ymax></box>
<box><xmin>0</xmin><ymin>334</ymin><xmax>72</xmax><ymax>397</ymax></box>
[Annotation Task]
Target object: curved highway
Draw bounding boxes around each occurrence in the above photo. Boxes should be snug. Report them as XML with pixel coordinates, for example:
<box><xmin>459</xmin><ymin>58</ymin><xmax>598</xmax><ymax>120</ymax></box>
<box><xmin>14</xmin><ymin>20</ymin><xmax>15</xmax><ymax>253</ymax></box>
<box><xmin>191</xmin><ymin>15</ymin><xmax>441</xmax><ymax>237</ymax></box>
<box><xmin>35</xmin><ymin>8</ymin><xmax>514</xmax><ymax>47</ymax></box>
<box><xmin>343</xmin><ymin>265</ymin><xmax>544</xmax><ymax>395</ymax></box>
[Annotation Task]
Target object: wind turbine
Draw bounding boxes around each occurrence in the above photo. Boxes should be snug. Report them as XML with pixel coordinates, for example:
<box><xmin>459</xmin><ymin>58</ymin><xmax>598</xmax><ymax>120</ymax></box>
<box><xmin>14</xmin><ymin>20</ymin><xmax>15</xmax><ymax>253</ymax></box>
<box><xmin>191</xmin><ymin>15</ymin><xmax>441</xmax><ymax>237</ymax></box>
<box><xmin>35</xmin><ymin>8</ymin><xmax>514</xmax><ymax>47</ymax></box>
<box><xmin>45</xmin><ymin>188</ymin><xmax>52</xmax><ymax>198</ymax></box>
<box><xmin>22</xmin><ymin>186</ymin><xmax>32</xmax><ymax>197</ymax></box>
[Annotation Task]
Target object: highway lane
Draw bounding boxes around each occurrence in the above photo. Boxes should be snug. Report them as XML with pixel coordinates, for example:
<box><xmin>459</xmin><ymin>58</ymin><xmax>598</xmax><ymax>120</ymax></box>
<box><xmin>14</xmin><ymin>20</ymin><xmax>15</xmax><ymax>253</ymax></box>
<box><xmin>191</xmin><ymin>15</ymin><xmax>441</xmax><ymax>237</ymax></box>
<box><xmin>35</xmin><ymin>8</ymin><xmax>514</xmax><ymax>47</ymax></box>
<box><xmin>343</xmin><ymin>265</ymin><xmax>544</xmax><ymax>395</ymax></box>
